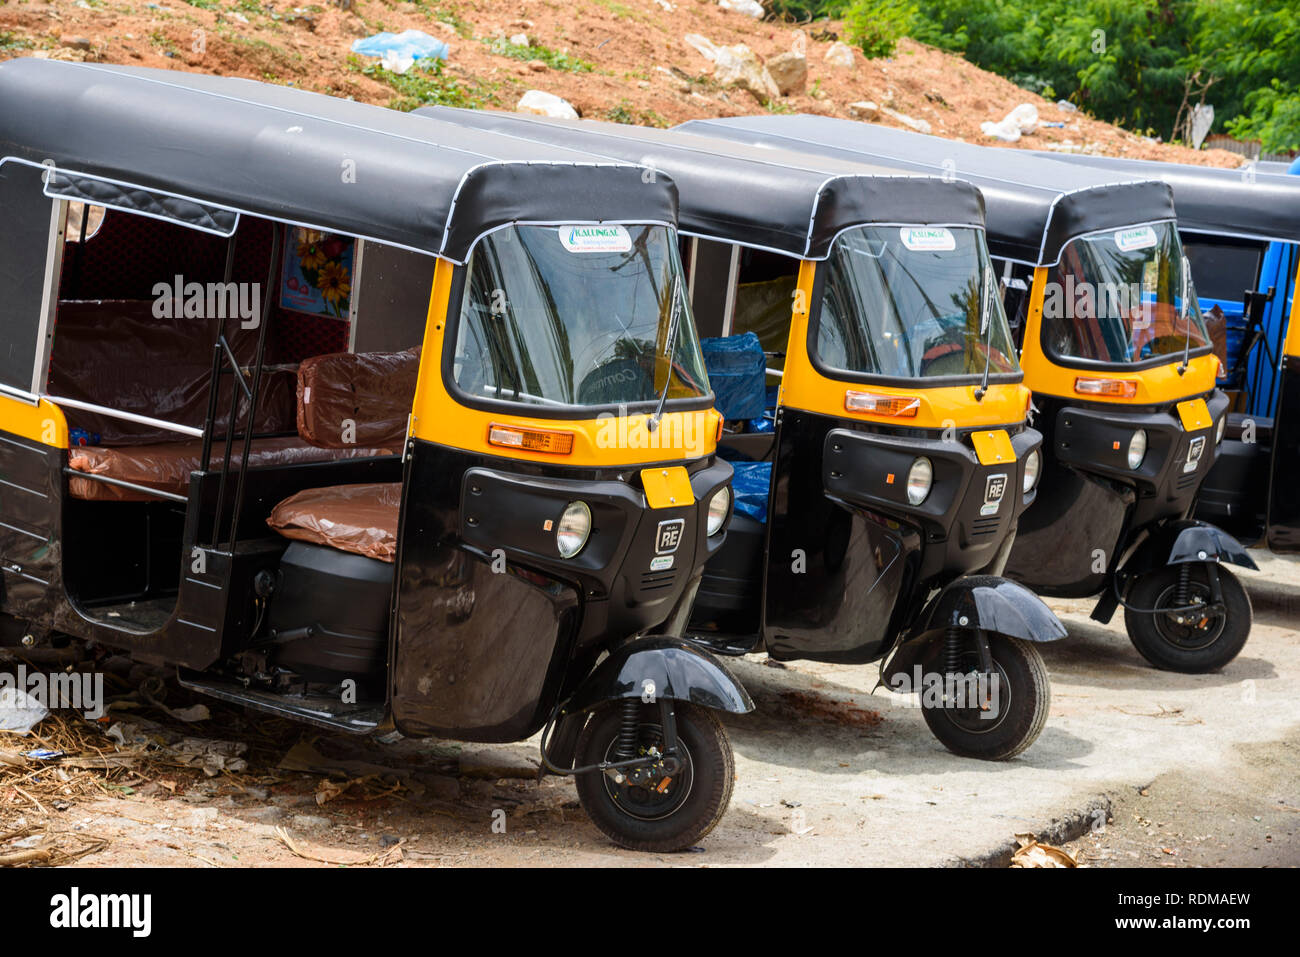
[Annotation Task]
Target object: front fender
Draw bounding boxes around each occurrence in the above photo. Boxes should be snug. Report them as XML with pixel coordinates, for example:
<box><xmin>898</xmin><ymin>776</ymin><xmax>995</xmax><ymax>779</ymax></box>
<box><xmin>912</xmin><ymin>575</ymin><xmax>1069</xmax><ymax>643</ymax></box>
<box><xmin>1121</xmin><ymin>519</ymin><xmax>1260</xmax><ymax>577</ymax></box>
<box><xmin>564</xmin><ymin>636</ymin><xmax>754</xmax><ymax>716</ymax></box>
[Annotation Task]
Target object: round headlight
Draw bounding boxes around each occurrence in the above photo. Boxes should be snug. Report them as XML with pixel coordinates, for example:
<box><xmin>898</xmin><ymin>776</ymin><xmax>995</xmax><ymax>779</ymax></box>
<box><xmin>556</xmin><ymin>501</ymin><xmax>591</xmax><ymax>558</ymax></box>
<box><xmin>706</xmin><ymin>486</ymin><xmax>731</xmax><ymax>536</ymax></box>
<box><xmin>906</xmin><ymin>457</ymin><xmax>933</xmax><ymax>506</ymax></box>
<box><xmin>1127</xmin><ymin>429</ymin><xmax>1148</xmax><ymax>470</ymax></box>
<box><xmin>1215</xmin><ymin>415</ymin><xmax>1226</xmax><ymax>445</ymax></box>
<box><xmin>1022</xmin><ymin>449</ymin><xmax>1041</xmax><ymax>493</ymax></box>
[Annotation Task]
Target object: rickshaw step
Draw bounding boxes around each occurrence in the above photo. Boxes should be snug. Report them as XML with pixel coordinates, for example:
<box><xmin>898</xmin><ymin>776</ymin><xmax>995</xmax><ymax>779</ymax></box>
<box><xmin>177</xmin><ymin>669</ymin><xmax>386</xmax><ymax>734</ymax></box>
<box><xmin>683</xmin><ymin>633</ymin><xmax>760</xmax><ymax>657</ymax></box>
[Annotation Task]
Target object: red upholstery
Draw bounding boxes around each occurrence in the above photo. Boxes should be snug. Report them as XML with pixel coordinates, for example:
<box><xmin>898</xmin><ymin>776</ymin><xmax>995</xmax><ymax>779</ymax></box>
<box><xmin>267</xmin><ymin>483</ymin><xmax>402</xmax><ymax>562</ymax></box>
<box><xmin>68</xmin><ymin>437</ymin><xmax>396</xmax><ymax>502</ymax></box>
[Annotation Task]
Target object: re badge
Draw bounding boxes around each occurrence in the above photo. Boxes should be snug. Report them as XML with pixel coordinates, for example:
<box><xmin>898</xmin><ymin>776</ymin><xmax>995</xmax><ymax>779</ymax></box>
<box><xmin>1185</xmin><ymin>435</ymin><xmax>1206</xmax><ymax>473</ymax></box>
<box><xmin>655</xmin><ymin>519</ymin><xmax>685</xmax><ymax>554</ymax></box>
<box><xmin>981</xmin><ymin>473</ymin><xmax>1007</xmax><ymax>516</ymax></box>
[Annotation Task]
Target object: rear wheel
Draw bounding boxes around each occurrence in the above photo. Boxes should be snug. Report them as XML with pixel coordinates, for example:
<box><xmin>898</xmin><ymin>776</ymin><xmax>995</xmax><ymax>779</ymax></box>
<box><xmin>1124</xmin><ymin>564</ymin><xmax>1251</xmax><ymax>673</ymax></box>
<box><xmin>574</xmin><ymin>700</ymin><xmax>733</xmax><ymax>852</ymax></box>
<box><xmin>921</xmin><ymin>633</ymin><xmax>1051</xmax><ymax>761</ymax></box>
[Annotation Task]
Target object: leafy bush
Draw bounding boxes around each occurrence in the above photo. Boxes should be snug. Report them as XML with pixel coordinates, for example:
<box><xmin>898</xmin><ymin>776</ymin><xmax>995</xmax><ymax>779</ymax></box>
<box><xmin>843</xmin><ymin>0</ymin><xmax>919</xmax><ymax>59</ymax></box>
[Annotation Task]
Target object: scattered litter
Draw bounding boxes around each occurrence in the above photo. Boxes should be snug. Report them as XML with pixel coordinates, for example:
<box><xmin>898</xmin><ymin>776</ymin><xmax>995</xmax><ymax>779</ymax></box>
<box><xmin>718</xmin><ymin>0</ymin><xmax>764</xmax><ymax>17</ymax></box>
<box><xmin>0</xmin><ymin>687</ymin><xmax>49</xmax><ymax>734</ymax></box>
<box><xmin>22</xmin><ymin>749</ymin><xmax>64</xmax><ymax>761</ymax></box>
<box><xmin>1011</xmin><ymin>834</ymin><xmax>1078</xmax><ymax>868</ymax></box>
<box><xmin>274</xmin><ymin>826</ymin><xmax>403</xmax><ymax>867</ymax></box>
<box><xmin>515</xmin><ymin>90</ymin><xmax>579</xmax><ymax>119</ymax></box>
<box><xmin>351</xmin><ymin>29</ymin><xmax>450</xmax><ymax>75</ymax></box>
<box><xmin>1056</xmin><ymin>100</ymin><xmax>1079</xmax><ymax>112</ymax></box>
<box><xmin>981</xmin><ymin>103</ymin><xmax>1039</xmax><ymax>142</ymax></box>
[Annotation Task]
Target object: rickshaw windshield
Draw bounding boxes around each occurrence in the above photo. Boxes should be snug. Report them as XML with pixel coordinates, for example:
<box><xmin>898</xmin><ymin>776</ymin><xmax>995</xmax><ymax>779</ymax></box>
<box><xmin>452</xmin><ymin>224</ymin><xmax>710</xmax><ymax>410</ymax></box>
<box><xmin>1042</xmin><ymin>221</ymin><xmax>1211</xmax><ymax>367</ymax></box>
<box><xmin>814</xmin><ymin>225</ymin><xmax>1020</xmax><ymax>382</ymax></box>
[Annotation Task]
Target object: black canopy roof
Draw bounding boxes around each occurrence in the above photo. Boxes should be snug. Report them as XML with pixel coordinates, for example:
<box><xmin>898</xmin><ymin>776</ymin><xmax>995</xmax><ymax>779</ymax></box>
<box><xmin>677</xmin><ymin>115</ymin><xmax>1178</xmax><ymax>267</ymax></box>
<box><xmin>0</xmin><ymin>58</ymin><xmax>678</xmax><ymax>263</ymax></box>
<box><xmin>1028</xmin><ymin>152</ymin><xmax>1300</xmax><ymax>244</ymax></box>
<box><xmin>415</xmin><ymin>107</ymin><xmax>986</xmax><ymax>260</ymax></box>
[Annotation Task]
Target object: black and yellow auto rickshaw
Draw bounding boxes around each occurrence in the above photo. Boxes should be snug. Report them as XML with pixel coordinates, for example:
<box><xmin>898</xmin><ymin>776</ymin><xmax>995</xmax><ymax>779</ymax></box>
<box><xmin>1033</xmin><ymin>152</ymin><xmax>1300</xmax><ymax>555</ymax></box>
<box><xmin>685</xmin><ymin>116</ymin><xmax>1257</xmax><ymax>673</ymax></box>
<box><xmin>0</xmin><ymin>60</ymin><xmax>752</xmax><ymax>851</ymax></box>
<box><xmin>419</xmin><ymin>107</ymin><xmax>1068</xmax><ymax>761</ymax></box>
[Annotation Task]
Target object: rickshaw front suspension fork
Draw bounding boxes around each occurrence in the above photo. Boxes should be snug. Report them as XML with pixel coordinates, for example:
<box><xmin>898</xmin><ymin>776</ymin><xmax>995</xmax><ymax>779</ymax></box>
<box><xmin>538</xmin><ymin>697</ymin><xmax>682</xmax><ymax>779</ymax></box>
<box><xmin>1112</xmin><ymin>562</ymin><xmax>1225</xmax><ymax>616</ymax></box>
<box><xmin>941</xmin><ymin>628</ymin><xmax>995</xmax><ymax>708</ymax></box>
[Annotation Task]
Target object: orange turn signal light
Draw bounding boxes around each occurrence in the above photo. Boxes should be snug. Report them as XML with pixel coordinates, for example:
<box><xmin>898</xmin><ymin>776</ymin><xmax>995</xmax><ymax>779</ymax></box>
<box><xmin>487</xmin><ymin>424</ymin><xmax>575</xmax><ymax>455</ymax></box>
<box><xmin>844</xmin><ymin>390</ymin><xmax>920</xmax><ymax>417</ymax></box>
<box><xmin>1074</xmin><ymin>376</ymin><xmax>1138</xmax><ymax>399</ymax></box>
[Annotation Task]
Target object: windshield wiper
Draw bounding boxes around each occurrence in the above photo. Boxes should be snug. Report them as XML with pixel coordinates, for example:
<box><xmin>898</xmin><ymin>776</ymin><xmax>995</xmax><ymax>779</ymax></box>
<box><xmin>647</xmin><ymin>272</ymin><xmax>683</xmax><ymax>433</ymax></box>
<box><xmin>1176</xmin><ymin>256</ymin><xmax>1193</xmax><ymax>376</ymax></box>
<box><xmin>973</xmin><ymin>265</ymin><xmax>995</xmax><ymax>402</ymax></box>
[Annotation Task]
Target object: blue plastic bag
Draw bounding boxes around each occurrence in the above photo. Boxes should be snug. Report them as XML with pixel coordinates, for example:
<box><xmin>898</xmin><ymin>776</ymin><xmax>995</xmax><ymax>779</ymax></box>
<box><xmin>351</xmin><ymin>30</ymin><xmax>450</xmax><ymax>64</ymax></box>
<box><xmin>700</xmin><ymin>332</ymin><xmax>766</xmax><ymax>421</ymax></box>
<box><xmin>730</xmin><ymin>461</ymin><xmax>772</xmax><ymax>524</ymax></box>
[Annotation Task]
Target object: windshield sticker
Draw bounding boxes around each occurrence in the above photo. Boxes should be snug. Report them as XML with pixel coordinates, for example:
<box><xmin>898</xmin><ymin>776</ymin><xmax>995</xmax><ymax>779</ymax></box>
<box><xmin>1114</xmin><ymin>226</ymin><xmax>1158</xmax><ymax>252</ymax></box>
<box><xmin>899</xmin><ymin>227</ymin><xmax>956</xmax><ymax>251</ymax></box>
<box><xmin>558</xmin><ymin>224</ymin><xmax>633</xmax><ymax>253</ymax></box>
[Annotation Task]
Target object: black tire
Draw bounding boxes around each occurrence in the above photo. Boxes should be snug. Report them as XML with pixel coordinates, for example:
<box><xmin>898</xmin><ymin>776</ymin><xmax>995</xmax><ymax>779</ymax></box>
<box><xmin>574</xmin><ymin>700</ymin><xmax>734</xmax><ymax>852</ymax></box>
<box><xmin>1124</xmin><ymin>564</ymin><xmax>1252</xmax><ymax>673</ymax></box>
<box><xmin>921</xmin><ymin>633</ymin><xmax>1051</xmax><ymax>761</ymax></box>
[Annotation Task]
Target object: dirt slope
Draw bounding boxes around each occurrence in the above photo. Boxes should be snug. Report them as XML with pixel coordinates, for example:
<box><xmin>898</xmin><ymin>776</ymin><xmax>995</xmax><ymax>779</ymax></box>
<box><xmin>1</xmin><ymin>0</ymin><xmax>1241</xmax><ymax>166</ymax></box>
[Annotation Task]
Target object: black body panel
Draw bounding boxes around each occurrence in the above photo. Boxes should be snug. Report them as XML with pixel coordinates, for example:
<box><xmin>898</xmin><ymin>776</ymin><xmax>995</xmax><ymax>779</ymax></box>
<box><xmin>1267</xmin><ymin>357</ymin><xmax>1300</xmax><ymax>553</ymax></box>
<box><xmin>1006</xmin><ymin>391</ymin><xmax>1226</xmax><ymax>597</ymax></box>
<box><xmin>389</xmin><ymin>439</ymin><xmax>731</xmax><ymax>741</ymax></box>
<box><xmin>692</xmin><ymin>408</ymin><xmax>1043</xmax><ymax>664</ymax></box>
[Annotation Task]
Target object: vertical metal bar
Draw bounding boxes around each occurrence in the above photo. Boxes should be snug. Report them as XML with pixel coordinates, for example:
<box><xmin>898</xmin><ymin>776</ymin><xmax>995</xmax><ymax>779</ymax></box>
<box><xmin>226</xmin><ymin>223</ymin><xmax>282</xmax><ymax>548</ymax></box>
<box><xmin>210</xmin><ymin>349</ymin><xmax>242</xmax><ymax>546</ymax></box>
<box><xmin>29</xmin><ymin>199</ymin><xmax>68</xmax><ymax>397</ymax></box>
<box><xmin>202</xmin><ymin>233</ymin><xmax>240</xmax><ymax>535</ymax></box>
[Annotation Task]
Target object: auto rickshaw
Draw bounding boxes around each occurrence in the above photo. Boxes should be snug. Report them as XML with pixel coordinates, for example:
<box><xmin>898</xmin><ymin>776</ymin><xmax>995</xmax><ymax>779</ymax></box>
<box><xmin>1032</xmin><ymin>152</ymin><xmax>1300</xmax><ymax>555</ymax></box>
<box><xmin>683</xmin><ymin>116</ymin><xmax>1257</xmax><ymax>673</ymax></box>
<box><xmin>0</xmin><ymin>59</ymin><xmax>752</xmax><ymax>852</ymax></box>
<box><xmin>419</xmin><ymin>107</ymin><xmax>1068</xmax><ymax>760</ymax></box>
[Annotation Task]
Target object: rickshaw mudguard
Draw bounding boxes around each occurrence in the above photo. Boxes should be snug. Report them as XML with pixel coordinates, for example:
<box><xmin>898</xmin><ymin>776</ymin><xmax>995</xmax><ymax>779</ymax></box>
<box><xmin>910</xmin><ymin>575</ymin><xmax>1068</xmax><ymax>644</ymax></box>
<box><xmin>1119</xmin><ymin>519</ymin><xmax>1260</xmax><ymax>579</ymax></box>
<box><xmin>563</xmin><ymin>635</ymin><xmax>754</xmax><ymax>717</ymax></box>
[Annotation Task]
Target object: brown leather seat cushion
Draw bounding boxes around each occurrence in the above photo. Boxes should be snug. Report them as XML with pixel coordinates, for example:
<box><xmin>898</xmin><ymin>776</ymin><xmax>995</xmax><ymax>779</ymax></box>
<box><xmin>297</xmin><ymin>348</ymin><xmax>420</xmax><ymax>449</ymax></box>
<box><xmin>67</xmin><ymin>437</ymin><xmax>396</xmax><ymax>502</ymax></box>
<box><xmin>266</xmin><ymin>483</ymin><xmax>402</xmax><ymax>562</ymax></box>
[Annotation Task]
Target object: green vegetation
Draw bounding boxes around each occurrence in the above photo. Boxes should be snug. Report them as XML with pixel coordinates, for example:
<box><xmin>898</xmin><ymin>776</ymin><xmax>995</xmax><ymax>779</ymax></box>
<box><xmin>360</xmin><ymin>58</ymin><xmax>491</xmax><ymax>111</ymax></box>
<box><xmin>484</xmin><ymin>37</ymin><xmax>594</xmax><ymax>73</ymax></box>
<box><xmin>765</xmin><ymin>0</ymin><xmax>1299</xmax><ymax>152</ymax></box>
<box><xmin>603</xmin><ymin>99</ymin><xmax>667</xmax><ymax>127</ymax></box>
<box><xmin>0</xmin><ymin>32</ymin><xmax>34</xmax><ymax>52</ymax></box>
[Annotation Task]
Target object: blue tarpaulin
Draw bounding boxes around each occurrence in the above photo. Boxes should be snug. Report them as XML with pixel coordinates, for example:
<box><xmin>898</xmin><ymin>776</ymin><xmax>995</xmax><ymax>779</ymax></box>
<box><xmin>730</xmin><ymin>461</ymin><xmax>772</xmax><ymax>523</ymax></box>
<box><xmin>701</xmin><ymin>332</ymin><xmax>767</xmax><ymax>421</ymax></box>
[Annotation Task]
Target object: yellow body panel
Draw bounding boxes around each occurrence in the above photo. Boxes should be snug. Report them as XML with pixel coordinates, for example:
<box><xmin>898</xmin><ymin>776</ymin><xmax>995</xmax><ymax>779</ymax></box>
<box><xmin>1176</xmin><ymin>398</ymin><xmax>1212</xmax><ymax>432</ymax></box>
<box><xmin>641</xmin><ymin>466</ymin><xmax>695</xmax><ymax>508</ymax></box>
<box><xmin>408</xmin><ymin>259</ymin><xmax>721</xmax><ymax>466</ymax></box>
<box><xmin>970</xmin><ymin>429</ymin><xmax>1016</xmax><ymax>466</ymax></box>
<box><xmin>1285</xmin><ymin>259</ymin><xmax>1300</xmax><ymax>360</ymax></box>
<box><xmin>1020</xmin><ymin>267</ymin><xmax>1219</xmax><ymax>403</ymax></box>
<box><xmin>0</xmin><ymin>394</ymin><xmax>69</xmax><ymax>448</ymax></box>
<box><xmin>777</xmin><ymin>261</ymin><xmax>1032</xmax><ymax>428</ymax></box>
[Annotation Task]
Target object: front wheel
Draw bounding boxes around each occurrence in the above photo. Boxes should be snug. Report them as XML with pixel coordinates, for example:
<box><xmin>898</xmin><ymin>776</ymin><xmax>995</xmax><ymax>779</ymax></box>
<box><xmin>1123</xmin><ymin>563</ymin><xmax>1251</xmax><ymax>673</ymax></box>
<box><xmin>921</xmin><ymin>633</ymin><xmax>1051</xmax><ymax>761</ymax></box>
<box><xmin>574</xmin><ymin>700</ymin><xmax>734</xmax><ymax>852</ymax></box>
